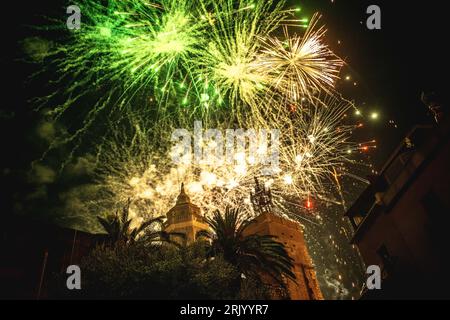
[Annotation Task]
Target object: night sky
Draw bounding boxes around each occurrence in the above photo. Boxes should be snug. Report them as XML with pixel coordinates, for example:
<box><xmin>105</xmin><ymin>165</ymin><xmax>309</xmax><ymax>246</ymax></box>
<box><xmin>5</xmin><ymin>0</ymin><xmax>449</xmax><ymax>171</ymax></box>
<box><xmin>299</xmin><ymin>0</ymin><xmax>449</xmax><ymax>168</ymax></box>
<box><xmin>1</xmin><ymin>0</ymin><xmax>448</xmax><ymax>299</ymax></box>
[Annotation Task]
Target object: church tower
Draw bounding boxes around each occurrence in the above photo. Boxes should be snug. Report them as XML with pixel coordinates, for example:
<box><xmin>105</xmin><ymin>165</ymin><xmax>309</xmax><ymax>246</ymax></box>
<box><xmin>246</xmin><ymin>178</ymin><xmax>323</xmax><ymax>300</ymax></box>
<box><xmin>165</xmin><ymin>183</ymin><xmax>210</xmax><ymax>244</ymax></box>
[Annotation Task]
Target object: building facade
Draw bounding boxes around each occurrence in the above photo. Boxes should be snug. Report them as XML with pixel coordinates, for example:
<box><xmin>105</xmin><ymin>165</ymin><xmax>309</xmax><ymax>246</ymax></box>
<box><xmin>346</xmin><ymin>115</ymin><xmax>450</xmax><ymax>299</ymax></box>
<box><xmin>244</xmin><ymin>212</ymin><xmax>323</xmax><ymax>300</ymax></box>
<box><xmin>164</xmin><ymin>183</ymin><xmax>210</xmax><ymax>244</ymax></box>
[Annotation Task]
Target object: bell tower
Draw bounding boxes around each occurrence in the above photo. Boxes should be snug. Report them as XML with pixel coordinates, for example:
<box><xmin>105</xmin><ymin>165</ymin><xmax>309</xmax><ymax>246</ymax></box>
<box><xmin>246</xmin><ymin>177</ymin><xmax>323</xmax><ymax>300</ymax></box>
<box><xmin>165</xmin><ymin>183</ymin><xmax>209</xmax><ymax>244</ymax></box>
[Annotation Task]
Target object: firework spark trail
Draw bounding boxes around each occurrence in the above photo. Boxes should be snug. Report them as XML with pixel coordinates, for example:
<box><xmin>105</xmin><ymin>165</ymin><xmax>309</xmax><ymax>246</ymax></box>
<box><xmin>92</xmin><ymin>96</ymin><xmax>360</xmax><ymax>222</ymax></box>
<box><xmin>28</xmin><ymin>0</ymin><xmax>362</xmax><ymax>221</ymax></box>
<box><xmin>32</xmin><ymin>0</ymin><xmax>209</xmax><ymax>152</ymax></box>
<box><xmin>193</xmin><ymin>0</ymin><xmax>295</xmax><ymax>124</ymax></box>
<box><xmin>30</xmin><ymin>0</ymin><xmax>344</xmax><ymax>137</ymax></box>
<box><xmin>257</xmin><ymin>13</ymin><xmax>344</xmax><ymax>108</ymax></box>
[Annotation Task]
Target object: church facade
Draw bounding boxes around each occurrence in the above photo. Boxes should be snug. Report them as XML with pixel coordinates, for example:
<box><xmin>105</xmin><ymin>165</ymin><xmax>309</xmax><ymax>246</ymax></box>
<box><xmin>164</xmin><ymin>183</ymin><xmax>210</xmax><ymax>244</ymax></box>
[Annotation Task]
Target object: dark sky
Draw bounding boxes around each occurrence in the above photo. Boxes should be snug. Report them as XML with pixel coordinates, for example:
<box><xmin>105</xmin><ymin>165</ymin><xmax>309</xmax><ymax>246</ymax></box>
<box><xmin>296</xmin><ymin>0</ymin><xmax>449</xmax><ymax>168</ymax></box>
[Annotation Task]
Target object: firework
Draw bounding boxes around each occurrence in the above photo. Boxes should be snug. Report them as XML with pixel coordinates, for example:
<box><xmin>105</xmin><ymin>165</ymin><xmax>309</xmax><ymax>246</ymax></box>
<box><xmin>30</xmin><ymin>1</ymin><xmax>344</xmax><ymax>134</ymax></box>
<box><xmin>32</xmin><ymin>0</ymin><xmax>208</xmax><ymax>146</ymax></box>
<box><xmin>92</xmin><ymin>96</ymin><xmax>359</xmax><ymax>223</ymax></box>
<box><xmin>193</xmin><ymin>0</ymin><xmax>295</xmax><ymax>123</ymax></box>
<box><xmin>258</xmin><ymin>13</ymin><xmax>344</xmax><ymax>106</ymax></box>
<box><xmin>28</xmin><ymin>0</ymin><xmax>357</xmax><ymax>220</ymax></box>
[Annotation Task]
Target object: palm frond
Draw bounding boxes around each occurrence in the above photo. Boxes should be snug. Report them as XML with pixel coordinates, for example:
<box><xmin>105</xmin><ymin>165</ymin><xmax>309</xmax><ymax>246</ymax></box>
<box><xmin>200</xmin><ymin>206</ymin><xmax>296</xmax><ymax>286</ymax></box>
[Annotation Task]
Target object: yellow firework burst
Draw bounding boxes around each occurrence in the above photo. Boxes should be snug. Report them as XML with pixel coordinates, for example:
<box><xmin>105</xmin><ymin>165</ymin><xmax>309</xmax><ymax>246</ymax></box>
<box><xmin>258</xmin><ymin>13</ymin><xmax>344</xmax><ymax>104</ymax></box>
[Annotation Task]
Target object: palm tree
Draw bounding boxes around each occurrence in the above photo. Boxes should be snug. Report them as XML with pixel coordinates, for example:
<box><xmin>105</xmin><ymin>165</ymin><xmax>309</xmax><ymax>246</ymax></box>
<box><xmin>97</xmin><ymin>199</ymin><xmax>184</xmax><ymax>246</ymax></box>
<box><xmin>197</xmin><ymin>207</ymin><xmax>295</xmax><ymax>288</ymax></box>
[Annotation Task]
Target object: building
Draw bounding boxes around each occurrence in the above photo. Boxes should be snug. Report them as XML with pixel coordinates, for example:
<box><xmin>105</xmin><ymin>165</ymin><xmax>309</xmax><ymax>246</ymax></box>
<box><xmin>164</xmin><ymin>183</ymin><xmax>210</xmax><ymax>244</ymax></box>
<box><xmin>247</xmin><ymin>178</ymin><xmax>323</xmax><ymax>300</ymax></box>
<box><xmin>345</xmin><ymin>114</ymin><xmax>450</xmax><ymax>299</ymax></box>
<box><xmin>164</xmin><ymin>180</ymin><xmax>323</xmax><ymax>300</ymax></box>
<box><xmin>244</xmin><ymin>212</ymin><xmax>323</xmax><ymax>300</ymax></box>
<box><xmin>0</xmin><ymin>218</ymin><xmax>103</xmax><ymax>299</ymax></box>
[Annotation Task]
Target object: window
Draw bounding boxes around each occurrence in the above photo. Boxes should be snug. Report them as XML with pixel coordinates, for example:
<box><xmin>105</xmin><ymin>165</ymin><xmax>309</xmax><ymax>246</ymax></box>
<box><xmin>376</xmin><ymin>244</ymin><xmax>397</xmax><ymax>277</ymax></box>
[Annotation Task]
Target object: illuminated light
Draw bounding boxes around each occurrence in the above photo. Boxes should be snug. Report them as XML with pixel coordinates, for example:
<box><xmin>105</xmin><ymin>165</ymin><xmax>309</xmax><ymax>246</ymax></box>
<box><xmin>200</xmin><ymin>93</ymin><xmax>210</xmax><ymax>102</ymax></box>
<box><xmin>216</xmin><ymin>179</ymin><xmax>225</xmax><ymax>187</ymax></box>
<box><xmin>155</xmin><ymin>185</ymin><xmax>164</xmax><ymax>194</ymax></box>
<box><xmin>355</xmin><ymin>110</ymin><xmax>361</xmax><ymax>116</ymax></box>
<box><xmin>347</xmin><ymin>149</ymin><xmax>352</xmax><ymax>154</ymax></box>
<box><xmin>187</xmin><ymin>181</ymin><xmax>204</xmax><ymax>194</ymax></box>
<box><xmin>140</xmin><ymin>189</ymin><xmax>153</xmax><ymax>199</ymax></box>
<box><xmin>234</xmin><ymin>152</ymin><xmax>246</xmax><ymax>164</ymax></box>
<box><xmin>306</xmin><ymin>198</ymin><xmax>313</xmax><ymax>209</ymax></box>
<box><xmin>200</xmin><ymin>171</ymin><xmax>217</xmax><ymax>187</ymax></box>
<box><xmin>234</xmin><ymin>164</ymin><xmax>247</xmax><ymax>175</ymax></box>
<box><xmin>283</xmin><ymin>174</ymin><xmax>293</xmax><ymax>185</ymax></box>
<box><xmin>99</xmin><ymin>26</ymin><xmax>112</xmax><ymax>38</ymax></box>
<box><xmin>257</xmin><ymin>145</ymin><xmax>268</xmax><ymax>155</ymax></box>
<box><xmin>345</xmin><ymin>75</ymin><xmax>351</xmax><ymax>81</ymax></box>
<box><xmin>265</xmin><ymin>179</ymin><xmax>274</xmax><ymax>188</ymax></box>
<box><xmin>371</xmin><ymin>112</ymin><xmax>379</xmax><ymax>120</ymax></box>
<box><xmin>227</xmin><ymin>179</ymin><xmax>239</xmax><ymax>190</ymax></box>
<box><xmin>129</xmin><ymin>177</ymin><xmax>140</xmax><ymax>186</ymax></box>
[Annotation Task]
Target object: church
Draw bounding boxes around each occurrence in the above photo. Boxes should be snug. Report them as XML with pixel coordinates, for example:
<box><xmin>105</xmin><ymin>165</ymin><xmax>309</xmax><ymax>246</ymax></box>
<box><xmin>164</xmin><ymin>179</ymin><xmax>323</xmax><ymax>300</ymax></box>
